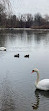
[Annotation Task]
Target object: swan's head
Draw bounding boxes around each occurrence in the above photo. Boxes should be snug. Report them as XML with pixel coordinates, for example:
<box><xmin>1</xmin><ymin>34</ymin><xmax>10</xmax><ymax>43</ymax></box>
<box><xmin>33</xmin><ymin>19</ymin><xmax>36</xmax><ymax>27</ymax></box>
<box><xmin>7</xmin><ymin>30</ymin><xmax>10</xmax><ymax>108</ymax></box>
<box><xmin>32</xmin><ymin>68</ymin><xmax>39</xmax><ymax>73</ymax></box>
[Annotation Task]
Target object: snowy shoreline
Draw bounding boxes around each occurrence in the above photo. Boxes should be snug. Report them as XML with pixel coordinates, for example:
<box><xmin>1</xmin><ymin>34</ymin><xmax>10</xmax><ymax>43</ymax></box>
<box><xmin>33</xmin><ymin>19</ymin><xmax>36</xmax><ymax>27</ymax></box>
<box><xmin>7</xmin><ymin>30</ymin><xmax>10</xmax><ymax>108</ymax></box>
<box><xmin>0</xmin><ymin>28</ymin><xmax>49</xmax><ymax>32</ymax></box>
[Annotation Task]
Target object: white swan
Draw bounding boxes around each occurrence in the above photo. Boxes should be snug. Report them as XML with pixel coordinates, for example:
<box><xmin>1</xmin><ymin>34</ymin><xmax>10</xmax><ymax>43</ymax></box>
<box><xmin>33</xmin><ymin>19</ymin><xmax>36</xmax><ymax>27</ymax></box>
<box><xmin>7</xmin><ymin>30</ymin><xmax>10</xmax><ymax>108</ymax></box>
<box><xmin>0</xmin><ymin>47</ymin><xmax>6</xmax><ymax>51</ymax></box>
<box><xmin>32</xmin><ymin>68</ymin><xmax>49</xmax><ymax>91</ymax></box>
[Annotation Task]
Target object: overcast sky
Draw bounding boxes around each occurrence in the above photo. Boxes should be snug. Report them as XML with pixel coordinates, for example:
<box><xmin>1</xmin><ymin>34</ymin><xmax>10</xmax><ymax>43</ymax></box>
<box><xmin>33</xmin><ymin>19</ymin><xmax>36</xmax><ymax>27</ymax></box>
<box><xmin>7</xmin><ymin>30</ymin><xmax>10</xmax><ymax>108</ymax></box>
<box><xmin>10</xmin><ymin>0</ymin><xmax>49</xmax><ymax>16</ymax></box>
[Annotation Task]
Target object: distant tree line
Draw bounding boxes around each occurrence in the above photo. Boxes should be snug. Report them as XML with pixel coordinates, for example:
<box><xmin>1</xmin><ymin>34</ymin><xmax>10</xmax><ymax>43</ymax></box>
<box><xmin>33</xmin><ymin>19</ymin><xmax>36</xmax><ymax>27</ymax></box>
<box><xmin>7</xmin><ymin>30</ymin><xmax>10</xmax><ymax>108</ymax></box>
<box><xmin>0</xmin><ymin>3</ymin><xmax>49</xmax><ymax>29</ymax></box>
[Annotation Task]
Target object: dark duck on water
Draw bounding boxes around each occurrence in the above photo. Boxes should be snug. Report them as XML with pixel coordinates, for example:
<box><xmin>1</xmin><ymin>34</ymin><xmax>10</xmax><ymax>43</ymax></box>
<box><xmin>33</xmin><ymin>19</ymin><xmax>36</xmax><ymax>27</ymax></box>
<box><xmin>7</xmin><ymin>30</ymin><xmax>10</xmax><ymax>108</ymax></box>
<box><xmin>24</xmin><ymin>54</ymin><xmax>29</xmax><ymax>58</ymax></box>
<box><xmin>14</xmin><ymin>54</ymin><xmax>19</xmax><ymax>57</ymax></box>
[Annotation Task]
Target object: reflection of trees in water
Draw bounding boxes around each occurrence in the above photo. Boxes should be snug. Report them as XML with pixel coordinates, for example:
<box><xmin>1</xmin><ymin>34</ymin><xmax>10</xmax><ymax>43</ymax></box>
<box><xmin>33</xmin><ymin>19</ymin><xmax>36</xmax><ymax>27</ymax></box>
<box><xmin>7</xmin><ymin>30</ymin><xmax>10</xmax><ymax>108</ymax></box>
<box><xmin>22</xmin><ymin>31</ymin><xmax>49</xmax><ymax>45</ymax></box>
<box><xmin>16</xmin><ymin>31</ymin><xmax>49</xmax><ymax>45</ymax></box>
<box><xmin>0</xmin><ymin>34</ymin><xmax>7</xmax><ymax>47</ymax></box>
<box><xmin>34</xmin><ymin>32</ymin><xmax>47</xmax><ymax>42</ymax></box>
<box><xmin>0</xmin><ymin>31</ymin><xmax>49</xmax><ymax>48</ymax></box>
<box><xmin>0</xmin><ymin>31</ymin><xmax>33</xmax><ymax>45</ymax></box>
<box><xmin>0</xmin><ymin>77</ymin><xmax>15</xmax><ymax>111</ymax></box>
<box><xmin>32</xmin><ymin>89</ymin><xmax>49</xmax><ymax>110</ymax></box>
<box><xmin>8</xmin><ymin>30</ymin><xmax>33</xmax><ymax>44</ymax></box>
<box><xmin>26</xmin><ymin>30</ymin><xmax>34</xmax><ymax>42</ymax></box>
<box><xmin>34</xmin><ymin>32</ymin><xmax>49</xmax><ymax>45</ymax></box>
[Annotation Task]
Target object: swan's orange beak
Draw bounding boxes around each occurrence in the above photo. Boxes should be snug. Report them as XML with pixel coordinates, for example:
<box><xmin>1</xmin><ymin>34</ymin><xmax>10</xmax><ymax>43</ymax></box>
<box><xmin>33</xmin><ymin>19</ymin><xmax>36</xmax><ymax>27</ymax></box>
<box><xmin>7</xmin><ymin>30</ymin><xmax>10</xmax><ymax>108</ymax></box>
<box><xmin>32</xmin><ymin>70</ymin><xmax>34</xmax><ymax>73</ymax></box>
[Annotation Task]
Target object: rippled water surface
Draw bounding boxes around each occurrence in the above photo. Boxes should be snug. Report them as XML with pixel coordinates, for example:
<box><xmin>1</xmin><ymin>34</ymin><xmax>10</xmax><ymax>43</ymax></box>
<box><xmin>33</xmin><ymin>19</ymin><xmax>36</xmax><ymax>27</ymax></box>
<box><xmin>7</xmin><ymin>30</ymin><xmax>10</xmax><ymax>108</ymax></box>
<box><xmin>0</xmin><ymin>30</ymin><xmax>49</xmax><ymax>111</ymax></box>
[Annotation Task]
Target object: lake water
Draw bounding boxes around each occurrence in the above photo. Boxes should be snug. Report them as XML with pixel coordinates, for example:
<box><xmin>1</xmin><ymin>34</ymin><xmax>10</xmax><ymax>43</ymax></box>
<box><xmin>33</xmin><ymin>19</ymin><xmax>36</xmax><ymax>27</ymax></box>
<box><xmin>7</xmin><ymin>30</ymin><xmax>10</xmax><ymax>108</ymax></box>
<box><xmin>0</xmin><ymin>30</ymin><xmax>49</xmax><ymax>111</ymax></box>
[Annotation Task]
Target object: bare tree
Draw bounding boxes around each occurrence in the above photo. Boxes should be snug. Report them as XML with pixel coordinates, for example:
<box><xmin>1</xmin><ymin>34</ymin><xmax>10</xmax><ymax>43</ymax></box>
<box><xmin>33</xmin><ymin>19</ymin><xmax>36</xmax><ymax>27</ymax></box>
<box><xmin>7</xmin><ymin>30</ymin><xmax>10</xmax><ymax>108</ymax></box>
<box><xmin>0</xmin><ymin>3</ymin><xmax>6</xmax><ymax>27</ymax></box>
<box><xmin>0</xmin><ymin>0</ymin><xmax>12</xmax><ymax>15</ymax></box>
<box><xmin>26</xmin><ymin>14</ymin><xmax>33</xmax><ymax>28</ymax></box>
<box><xmin>0</xmin><ymin>4</ymin><xmax>5</xmax><ymax>14</ymax></box>
<box><xmin>34</xmin><ymin>13</ymin><xmax>42</xmax><ymax>26</ymax></box>
<box><xmin>44</xmin><ymin>14</ymin><xmax>49</xmax><ymax>22</ymax></box>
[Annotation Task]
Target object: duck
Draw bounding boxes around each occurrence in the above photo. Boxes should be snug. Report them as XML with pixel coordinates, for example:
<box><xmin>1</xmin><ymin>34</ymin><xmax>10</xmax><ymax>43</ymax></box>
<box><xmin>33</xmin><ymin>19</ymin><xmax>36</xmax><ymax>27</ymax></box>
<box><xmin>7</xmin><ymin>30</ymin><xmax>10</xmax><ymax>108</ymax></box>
<box><xmin>24</xmin><ymin>54</ymin><xmax>29</xmax><ymax>58</ymax></box>
<box><xmin>32</xmin><ymin>68</ymin><xmax>49</xmax><ymax>91</ymax></box>
<box><xmin>14</xmin><ymin>54</ymin><xmax>19</xmax><ymax>57</ymax></box>
<box><xmin>0</xmin><ymin>47</ymin><xmax>6</xmax><ymax>51</ymax></box>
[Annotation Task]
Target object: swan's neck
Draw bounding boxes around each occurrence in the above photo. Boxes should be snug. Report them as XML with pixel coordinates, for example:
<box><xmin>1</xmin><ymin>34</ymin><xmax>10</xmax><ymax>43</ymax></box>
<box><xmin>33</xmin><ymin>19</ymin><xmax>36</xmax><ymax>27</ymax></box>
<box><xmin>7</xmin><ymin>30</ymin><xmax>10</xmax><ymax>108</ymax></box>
<box><xmin>35</xmin><ymin>71</ymin><xmax>40</xmax><ymax>87</ymax></box>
